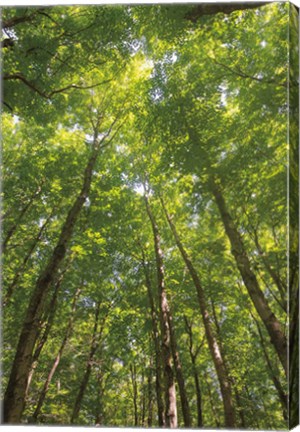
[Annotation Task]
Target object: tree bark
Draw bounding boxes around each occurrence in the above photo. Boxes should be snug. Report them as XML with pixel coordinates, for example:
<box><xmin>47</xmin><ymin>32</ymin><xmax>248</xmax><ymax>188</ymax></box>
<box><xmin>31</xmin><ymin>286</ymin><xmax>82</xmax><ymax>422</ymax></box>
<box><xmin>25</xmin><ymin>259</ymin><xmax>73</xmax><ymax>398</ymax></box>
<box><xmin>141</xmin><ymin>255</ymin><xmax>165</xmax><ymax>427</ymax></box>
<box><xmin>4</xmin><ymin>208</ymin><xmax>54</xmax><ymax>307</ymax></box>
<box><xmin>209</xmin><ymin>177</ymin><xmax>287</xmax><ymax>375</ymax></box>
<box><xmin>147</xmin><ymin>356</ymin><xmax>154</xmax><ymax>427</ymax></box>
<box><xmin>130</xmin><ymin>363</ymin><xmax>139</xmax><ymax>426</ymax></box>
<box><xmin>204</xmin><ymin>370</ymin><xmax>221</xmax><ymax>427</ymax></box>
<box><xmin>70</xmin><ymin>301</ymin><xmax>107</xmax><ymax>424</ymax></box>
<box><xmin>251</xmin><ymin>226</ymin><xmax>286</xmax><ymax>301</ymax></box>
<box><xmin>3</xmin><ymin>122</ymin><xmax>113</xmax><ymax>424</ymax></box>
<box><xmin>184</xmin><ymin>317</ymin><xmax>204</xmax><ymax>427</ymax></box>
<box><xmin>168</xmin><ymin>312</ymin><xmax>191</xmax><ymax>427</ymax></box>
<box><xmin>144</xmin><ymin>194</ymin><xmax>177</xmax><ymax>428</ymax></box>
<box><xmin>161</xmin><ymin>197</ymin><xmax>235</xmax><ymax>428</ymax></box>
<box><xmin>252</xmin><ymin>314</ymin><xmax>287</xmax><ymax>419</ymax></box>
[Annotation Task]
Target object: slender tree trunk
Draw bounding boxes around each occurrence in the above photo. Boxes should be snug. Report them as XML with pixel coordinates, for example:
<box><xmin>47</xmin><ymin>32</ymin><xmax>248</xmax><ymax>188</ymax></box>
<box><xmin>95</xmin><ymin>367</ymin><xmax>105</xmax><ymax>426</ymax></box>
<box><xmin>168</xmin><ymin>312</ymin><xmax>191</xmax><ymax>427</ymax></box>
<box><xmin>140</xmin><ymin>369</ymin><xmax>146</xmax><ymax>426</ymax></box>
<box><xmin>71</xmin><ymin>301</ymin><xmax>107</xmax><ymax>424</ymax></box>
<box><xmin>204</xmin><ymin>370</ymin><xmax>221</xmax><ymax>427</ymax></box>
<box><xmin>3</xmin><ymin>123</ymin><xmax>111</xmax><ymax>424</ymax></box>
<box><xmin>161</xmin><ymin>197</ymin><xmax>235</xmax><ymax>428</ymax></box>
<box><xmin>234</xmin><ymin>389</ymin><xmax>246</xmax><ymax>429</ymax></box>
<box><xmin>4</xmin><ymin>208</ymin><xmax>55</xmax><ymax>307</ymax></box>
<box><xmin>184</xmin><ymin>317</ymin><xmax>204</xmax><ymax>427</ymax></box>
<box><xmin>209</xmin><ymin>177</ymin><xmax>287</xmax><ymax>375</ymax></box>
<box><xmin>141</xmin><ymin>256</ymin><xmax>165</xmax><ymax>427</ymax></box>
<box><xmin>210</xmin><ymin>299</ymin><xmax>247</xmax><ymax>428</ymax></box>
<box><xmin>130</xmin><ymin>363</ymin><xmax>139</xmax><ymax>426</ymax></box>
<box><xmin>3</xmin><ymin>182</ymin><xmax>43</xmax><ymax>252</ymax></box>
<box><xmin>252</xmin><ymin>314</ymin><xmax>287</xmax><ymax>419</ymax></box>
<box><xmin>147</xmin><ymin>356</ymin><xmax>154</xmax><ymax>427</ymax></box>
<box><xmin>25</xmin><ymin>260</ymin><xmax>73</xmax><ymax>398</ymax></box>
<box><xmin>144</xmin><ymin>194</ymin><xmax>177</xmax><ymax>428</ymax></box>
<box><xmin>252</xmin><ymin>227</ymin><xmax>286</xmax><ymax>300</ymax></box>
<box><xmin>31</xmin><ymin>286</ymin><xmax>81</xmax><ymax>422</ymax></box>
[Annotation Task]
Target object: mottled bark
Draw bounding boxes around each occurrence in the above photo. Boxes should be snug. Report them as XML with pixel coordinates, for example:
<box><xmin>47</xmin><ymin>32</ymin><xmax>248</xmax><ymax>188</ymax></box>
<box><xmin>144</xmin><ymin>194</ymin><xmax>177</xmax><ymax>428</ymax></box>
<box><xmin>161</xmin><ymin>198</ymin><xmax>235</xmax><ymax>427</ymax></box>
<box><xmin>209</xmin><ymin>177</ymin><xmax>287</xmax><ymax>375</ymax></box>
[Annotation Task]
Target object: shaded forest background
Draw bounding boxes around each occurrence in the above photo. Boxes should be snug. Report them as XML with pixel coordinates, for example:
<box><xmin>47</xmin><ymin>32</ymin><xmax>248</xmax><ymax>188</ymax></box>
<box><xmin>2</xmin><ymin>2</ymin><xmax>299</xmax><ymax>429</ymax></box>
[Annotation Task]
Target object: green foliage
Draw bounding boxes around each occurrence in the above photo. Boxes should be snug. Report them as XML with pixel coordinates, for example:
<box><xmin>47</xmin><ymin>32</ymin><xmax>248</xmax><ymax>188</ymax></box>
<box><xmin>2</xmin><ymin>2</ymin><xmax>291</xmax><ymax>429</ymax></box>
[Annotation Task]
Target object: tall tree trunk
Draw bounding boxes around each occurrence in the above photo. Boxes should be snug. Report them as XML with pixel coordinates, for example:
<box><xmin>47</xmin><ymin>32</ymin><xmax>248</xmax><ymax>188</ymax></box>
<box><xmin>204</xmin><ymin>370</ymin><xmax>221</xmax><ymax>427</ymax></box>
<box><xmin>210</xmin><ymin>299</ymin><xmax>247</xmax><ymax>428</ymax></box>
<box><xmin>3</xmin><ymin>121</ymin><xmax>114</xmax><ymax>424</ymax></box>
<box><xmin>184</xmin><ymin>317</ymin><xmax>204</xmax><ymax>427</ymax></box>
<box><xmin>141</xmin><ymin>254</ymin><xmax>165</xmax><ymax>427</ymax></box>
<box><xmin>147</xmin><ymin>356</ymin><xmax>154</xmax><ymax>427</ymax></box>
<box><xmin>25</xmin><ymin>259</ymin><xmax>73</xmax><ymax>398</ymax></box>
<box><xmin>95</xmin><ymin>366</ymin><xmax>105</xmax><ymax>426</ymax></box>
<box><xmin>71</xmin><ymin>301</ymin><xmax>107</xmax><ymax>424</ymax></box>
<box><xmin>130</xmin><ymin>363</ymin><xmax>139</xmax><ymax>426</ymax></box>
<box><xmin>209</xmin><ymin>177</ymin><xmax>287</xmax><ymax>375</ymax></box>
<box><xmin>168</xmin><ymin>312</ymin><xmax>191</xmax><ymax>427</ymax></box>
<box><xmin>161</xmin><ymin>197</ymin><xmax>235</xmax><ymax>428</ymax></box>
<box><xmin>31</xmin><ymin>286</ymin><xmax>82</xmax><ymax>422</ymax></box>
<box><xmin>252</xmin><ymin>313</ymin><xmax>287</xmax><ymax>419</ymax></box>
<box><xmin>140</xmin><ymin>369</ymin><xmax>146</xmax><ymax>426</ymax></box>
<box><xmin>4</xmin><ymin>208</ymin><xmax>55</xmax><ymax>307</ymax></box>
<box><xmin>144</xmin><ymin>194</ymin><xmax>177</xmax><ymax>428</ymax></box>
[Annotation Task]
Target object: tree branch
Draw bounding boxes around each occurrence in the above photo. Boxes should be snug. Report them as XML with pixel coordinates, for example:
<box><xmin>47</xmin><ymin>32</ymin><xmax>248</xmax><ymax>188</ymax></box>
<box><xmin>210</xmin><ymin>58</ymin><xmax>286</xmax><ymax>87</ymax></box>
<box><xmin>185</xmin><ymin>2</ymin><xmax>270</xmax><ymax>22</ymax></box>
<box><xmin>3</xmin><ymin>73</ymin><xmax>112</xmax><ymax>100</ymax></box>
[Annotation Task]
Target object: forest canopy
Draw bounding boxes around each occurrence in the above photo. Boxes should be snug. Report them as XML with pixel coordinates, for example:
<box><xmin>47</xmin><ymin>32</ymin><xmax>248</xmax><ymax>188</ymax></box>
<box><xmin>1</xmin><ymin>2</ymin><xmax>298</xmax><ymax>429</ymax></box>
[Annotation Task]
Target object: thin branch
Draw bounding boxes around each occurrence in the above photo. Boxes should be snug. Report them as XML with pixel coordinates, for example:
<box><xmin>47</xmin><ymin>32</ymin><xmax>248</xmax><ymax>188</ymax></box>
<box><xmin>210</xmin><ymin>57</ymin><xmax>286</xmax><ymax>88</ymax></box>
<box><xmin>3</xmin><ymin>73</ymin><xmax>112</xmax><ymax>100</ymax></box>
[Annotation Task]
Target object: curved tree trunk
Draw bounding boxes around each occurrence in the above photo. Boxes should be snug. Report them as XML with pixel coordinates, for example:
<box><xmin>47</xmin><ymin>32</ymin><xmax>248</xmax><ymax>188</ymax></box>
<box><xmin>144</xmin><ymin>194</ymin><xmax>177</xmax><ymax>428</ymax></box>
<box><xmin>161</xmin><ymin>197</ymin><xmax>236</xmax><ymax>428</ymax></box>
<box><xmin>209</xmin><ymin>177</ymin><xmax>287</xmax><ymax>375</ymax></box>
